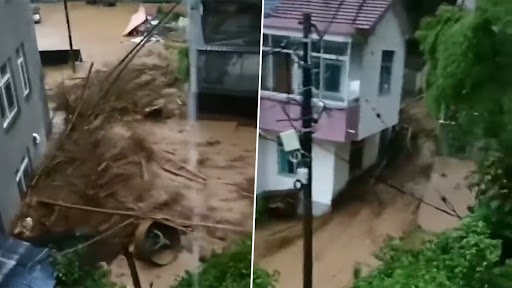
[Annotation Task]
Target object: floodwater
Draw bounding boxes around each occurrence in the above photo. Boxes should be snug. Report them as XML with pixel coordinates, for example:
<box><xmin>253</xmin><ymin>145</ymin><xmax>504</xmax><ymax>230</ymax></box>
<box><xmin>36</xmin><ymin>2</ymin><xmax>138</xmax><ymax>64</ymax></box>
<box><xmin>36</xmin><ymin>2</ymin><xmax>161</xmax><ymax>87</ymax></box>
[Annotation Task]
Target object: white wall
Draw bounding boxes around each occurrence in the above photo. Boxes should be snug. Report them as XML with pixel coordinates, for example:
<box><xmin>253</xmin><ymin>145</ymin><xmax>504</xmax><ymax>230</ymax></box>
<box><xmin>257</xmin><ymin>136</ymin><xmax>352</xmax><ymax>215</ymax></box>
<box><xmin>362</xmin><ymin>132</ymin><xmax>381</xmax><ymax>170</ymax></box>
<box><xmin>357</xmin><ymin>8</ymin><xmax>406</xmax><ymax>139</ymax></box>
<box><xmin>256</xmin><ymin>136</ymin><xmax>297</xmax><ymax>194</ymax></box>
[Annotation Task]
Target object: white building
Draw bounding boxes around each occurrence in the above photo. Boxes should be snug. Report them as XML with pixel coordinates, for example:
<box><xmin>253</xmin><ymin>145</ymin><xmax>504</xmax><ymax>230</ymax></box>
<box><xmin>257</xmin><ymin>0</ymin><xmax>410</xmax><ymax>216</ymax></box>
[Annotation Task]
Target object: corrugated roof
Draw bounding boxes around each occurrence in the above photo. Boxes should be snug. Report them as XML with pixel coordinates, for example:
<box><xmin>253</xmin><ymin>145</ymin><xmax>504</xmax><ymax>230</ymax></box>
<box><xmin>0</xmin><ymin>236</ymin><xmax>55</xmax><ymax>288</ymax></box>
<box><xmin>264</xmin><ymin>0</ymin><xmax>392</xmax><ymax>35</ymax></box>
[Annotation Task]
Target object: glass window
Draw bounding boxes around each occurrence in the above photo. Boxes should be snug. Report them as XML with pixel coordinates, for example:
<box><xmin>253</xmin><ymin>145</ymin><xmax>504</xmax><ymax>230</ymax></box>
<box><xmin>0</xmin><ymin>62</ymin><xmax>18</xmax><ymax>127</ymax></box>
<box><xmin>16</xmin><ymin>154</ymin><xmax>32</xmax><ymax>196</ymax></box>
<box><xmin>16</xmin><ymin>46</ymin><xmax>30</xmax><ymax>97</ymax></box>
<box><xmin>322</xmin><ymin>40</ymin><xmax>349</xmax><ymax>56</ymax></box>
<box><xmin>323</xmin><ymin>60</ymin><xmax>343</xmax><ymax>93</ymax></box>
<box><xmin>300</xmin><ymin>58</ymin><xmax>345</xmax><ymax>102</ymax></box>
<box><xmin>277</xmin><ymin>140</ymin><xmax>298</xmax><ymax>175</ymax></box>
<box><xmin>379</xmin><ymin>50</ymin><xmax>395</xmax><ymax>95</ymax></box>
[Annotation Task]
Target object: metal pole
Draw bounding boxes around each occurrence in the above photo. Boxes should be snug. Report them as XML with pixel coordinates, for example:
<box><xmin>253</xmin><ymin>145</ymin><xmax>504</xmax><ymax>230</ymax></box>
<box><xmin>63</xmin><ymin>0</ymin><xmax>75</xmax><ymax>73</ymax></box>
<box><xmin>301</xmin><ymin>12</ymin><xmax>313</xmax><ymax>288</ymax></box>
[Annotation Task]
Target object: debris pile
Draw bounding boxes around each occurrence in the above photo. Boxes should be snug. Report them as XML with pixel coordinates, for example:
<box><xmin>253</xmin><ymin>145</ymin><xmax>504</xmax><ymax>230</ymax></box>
<box><xmin>16</xmin><ymin>48</ymin><xmax>255</xmax><ymax>263</ymax></box>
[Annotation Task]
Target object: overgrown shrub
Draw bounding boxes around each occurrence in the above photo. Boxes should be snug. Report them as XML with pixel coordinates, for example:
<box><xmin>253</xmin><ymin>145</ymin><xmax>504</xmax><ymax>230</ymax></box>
<box><xmin>177</xmin><ymin>46</ymin><xmax>190</xmax><ymax>82</ymax></box>
<box><xmin>172</xmin><ymin>238</ymin><xmax>278</xmax><ymax>288</ymax></box>
<box><xmin>52</xmin><ymin>249</ymin><xmax>121</xmax><ymax>288</ymax></box>
<box><xmin>353</xmin><ymin>215</ymin><xmax>501</xmax><ymax>288</ymax></box>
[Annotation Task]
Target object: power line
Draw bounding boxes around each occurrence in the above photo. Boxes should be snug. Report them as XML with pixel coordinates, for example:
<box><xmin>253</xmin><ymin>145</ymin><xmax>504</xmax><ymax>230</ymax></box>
<box><xmin>376</xmin><ymin>177</ymin><xmax>462</xmax><ymax>218</ymax></box>
<box><xmin>318</xmin><ymin>0</ymin><xmax>346</xmax><ymax>39</ymax></box>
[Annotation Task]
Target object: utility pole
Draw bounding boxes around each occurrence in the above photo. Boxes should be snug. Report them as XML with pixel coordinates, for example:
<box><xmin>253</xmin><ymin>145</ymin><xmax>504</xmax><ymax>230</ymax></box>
<box><xmin>186</xmin><ymin>0</ymin><xmax>198</xmax><ymax>122</ymax></box>
<box><xmin>301</xmin><ymin>12</ymin><xmax>314</xmax><ymax>288</ymax></box>
<box><xmin>63</xmin><ymin>0</ymin><xmax>75</xmax><ymax>73</ymax></box>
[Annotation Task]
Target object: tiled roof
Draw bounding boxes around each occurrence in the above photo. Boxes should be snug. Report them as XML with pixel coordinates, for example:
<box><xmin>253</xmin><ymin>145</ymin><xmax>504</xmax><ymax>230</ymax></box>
<box><xmin>264</xmin><ymin>0</ymin><xmax>392</xmax><ymax>35</ymax></box>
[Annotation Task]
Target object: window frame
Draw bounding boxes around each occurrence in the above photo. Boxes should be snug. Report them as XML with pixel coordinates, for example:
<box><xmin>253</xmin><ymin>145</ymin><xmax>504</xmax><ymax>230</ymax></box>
<box><xmin>16</xmin><ymin>45</ymin><xmax>30</xmax><ymax>98</ymax></box>
<box><xmin>378</xmin><ymin>50</ymin><xmax>395</xmax><ymax>96</ymax></box>
<box><xmin>262</xmin><ymin>33</ymin><xmax>351</xmax><ymax>105</ymax></box>
<box><xmin>277</xmin><ymin>140</ymin><xmax>299</xmax><ymax>176</ymax></box>
<box><xmin>15</xmin><ymin>153</ymin><xmax>33</xmax><ymax>197</ymax></box>
<box><xmin>0</xmin><ymin>61</ymin><xmax>18</xmax><ymax>128</ymax></box>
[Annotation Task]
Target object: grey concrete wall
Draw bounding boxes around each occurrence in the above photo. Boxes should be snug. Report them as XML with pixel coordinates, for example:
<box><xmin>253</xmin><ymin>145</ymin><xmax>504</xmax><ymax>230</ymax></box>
<box><xmin>0</xmin><ymin>0</ymin><xmax>50</xmax><ymax>233</ymax></box>
<box><xmin>356</xmin><ymin>6</ymin><xmax>406</xmax><ymax>139</ymax></box>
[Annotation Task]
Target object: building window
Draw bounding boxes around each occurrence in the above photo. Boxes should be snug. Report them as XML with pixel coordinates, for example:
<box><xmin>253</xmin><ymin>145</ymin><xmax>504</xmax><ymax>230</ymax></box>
<box><xmin>16</xmin><ymin>45</ymin><xmax>30</xmax><ymax>97</ymax></box>
<box><xmin>263</xmin><ymin>34</ymin><xmax>350</xmax><ymax>104</ymax></box>
<box><xmin>0</xmin><ymin>61</ymin><xmax>18</xmax><ymax>128</ymax></box>
<box><xmin>379</xmin><ymin>50</ymin><xmax>395</xmax><ymax>95</ymax></box>
<box><xmin>277</xmin><ymin>140</ymin><xmax>298</xmax><ymax>175</ymax></box>
<box><xmin>301</xmin><ymin>57</ymin><xmax>346</xmax><ymax>102</ymax></box>
<box><xmin>16</xmin><ymin>154</ymin><xmax>33</xmax><ymax>197</ymax></box>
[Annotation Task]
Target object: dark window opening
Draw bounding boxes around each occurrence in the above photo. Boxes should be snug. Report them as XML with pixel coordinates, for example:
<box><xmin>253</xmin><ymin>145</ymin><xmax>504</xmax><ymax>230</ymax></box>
<box><xmin>379</xmin><ymin>50</ymin><xmax>395</xmax><ymax>95</ymax></box>
<box><xmin>277</xmin><ymin>140</ymin><xmax>298</xmax><ymax>175</ymax></box>
<box><xmin>272</xmin><ymin>52</ymin><xmax>293</xmax><ymax>94</ymax></box>
<box><xmin>201</xmin><ymin>1</ymin><xmax>262</xmax><ymax>46</ymax></box>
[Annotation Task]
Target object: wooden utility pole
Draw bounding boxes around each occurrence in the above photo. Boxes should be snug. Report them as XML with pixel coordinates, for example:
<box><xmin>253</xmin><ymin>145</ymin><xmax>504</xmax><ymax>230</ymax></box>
<box><xmin>301</xmin><ymin>12</ymin><xmax>313</xmax><ymax>288</ymax></box>
<box><xmin>63</xmin><ymin>0</ymin><xmax>75</xmax><ymax>73</ymax></box>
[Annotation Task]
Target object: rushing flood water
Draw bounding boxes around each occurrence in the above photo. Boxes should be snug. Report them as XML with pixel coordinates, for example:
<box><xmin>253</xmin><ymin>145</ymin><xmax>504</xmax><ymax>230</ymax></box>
<box><xmin>36</xmin><ymin>2</ymin><xmax>138</xmax><ymax>64</ymax></box>
<box><xmin>35</xmin><ymin>3</ymin><xmax>209</xmax><ymax>288</ymax></box>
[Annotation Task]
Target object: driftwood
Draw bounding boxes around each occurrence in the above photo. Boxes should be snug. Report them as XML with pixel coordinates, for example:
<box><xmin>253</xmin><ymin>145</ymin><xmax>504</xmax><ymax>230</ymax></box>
<box><xmin>65</xmin><ymin>62</ymin><xmax>95</xmax><ymax>135</ymax></box>
<box><xmin>35</xmin><ymin>198</ymin><xmax>249</xmax><ymax>233</ymax></box>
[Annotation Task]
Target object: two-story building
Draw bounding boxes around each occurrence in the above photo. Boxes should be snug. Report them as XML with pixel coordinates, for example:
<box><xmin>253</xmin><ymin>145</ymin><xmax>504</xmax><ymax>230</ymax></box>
<box><xmin>257</xmin><ymin>0</ymin><xmax>410</xmax><ymax>215</ymax></box>
<box><xmin>0</xmin><ymin>1</ymin><xmax>51</xmax><ymax>234</ymax></box>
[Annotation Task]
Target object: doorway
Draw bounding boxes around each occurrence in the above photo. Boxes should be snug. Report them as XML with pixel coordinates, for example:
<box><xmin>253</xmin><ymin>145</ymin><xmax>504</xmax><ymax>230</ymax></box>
<box><xmin>349</xmin><ymin>139</ymin><xmax>364</xmax><ymax>176</ymax></box>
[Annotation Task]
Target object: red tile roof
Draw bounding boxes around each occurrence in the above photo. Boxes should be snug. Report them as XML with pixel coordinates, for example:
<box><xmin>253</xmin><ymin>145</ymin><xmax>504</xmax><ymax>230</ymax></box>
<box><xmin>264</xmin><ymin>0</ymin><xmax>392</xmax><ymax>35</ymax></box>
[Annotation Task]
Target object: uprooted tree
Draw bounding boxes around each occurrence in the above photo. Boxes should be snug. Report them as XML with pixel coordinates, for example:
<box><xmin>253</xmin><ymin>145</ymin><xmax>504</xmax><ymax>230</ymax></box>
<box><xmin>353</xmin><ymin>0</ymin><xmax>512</xmax><ymax>287</ymax></box>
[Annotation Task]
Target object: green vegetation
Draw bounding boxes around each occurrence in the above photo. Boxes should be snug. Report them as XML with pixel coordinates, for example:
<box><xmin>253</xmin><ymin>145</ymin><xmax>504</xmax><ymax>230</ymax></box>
<box><xmin>177</xmin><ymin>46</ymin><xmax>190</xmax><ymax>82</ymax></box>
<box><xmin>172</xmin><ymin>238</ymin><xmax>279</xmax><ymax>288</ymax></box>
<box><xmin>53</xmin><ymin>249</ymin><xmax>122</xmax><ymax>288</ymax></box>
<box><xmin>353</xmin><ymin>0</ymin><xmax>512</xmax><ymax>287</ymax></box>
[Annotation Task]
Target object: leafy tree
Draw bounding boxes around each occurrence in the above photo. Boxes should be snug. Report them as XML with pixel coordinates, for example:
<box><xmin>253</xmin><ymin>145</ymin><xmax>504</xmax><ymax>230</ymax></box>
<box><xmin>353</xmin><ymin>0</ymin><xmax>512</xmax><ymax>286</ymax></box>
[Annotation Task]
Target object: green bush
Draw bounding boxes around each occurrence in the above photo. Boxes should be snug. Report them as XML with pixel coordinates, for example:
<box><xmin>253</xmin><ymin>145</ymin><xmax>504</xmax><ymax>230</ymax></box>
<box><xmin>177</xmin><ymin>46</ymin><xmax>190</xmax><ymax>82</ymax></box>
<box><xmin>172</xmin><ymin>238</ymin><xmax>278</xmax><ymax>288</ymax></box>
<box><xmin>353</xmin><ymin>215</ymin><xmax>501</xmax><ymax>288</ymax></box>
<box><xmin>52</xmin><ymin>249</ymin><xmax>122</xmax><ymax>288</ymax></box>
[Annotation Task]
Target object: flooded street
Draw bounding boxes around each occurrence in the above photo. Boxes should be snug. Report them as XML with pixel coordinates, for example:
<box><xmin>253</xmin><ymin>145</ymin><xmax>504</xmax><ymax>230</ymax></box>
<box><xmin>36</xmin><ymin>2</ymin><xmax>161</xmax><ymax>88</ymax></box>
<box><xmin>36</xmin><ymin>2</ymin><xmax>138</xmax><ymax>65</ymax></box>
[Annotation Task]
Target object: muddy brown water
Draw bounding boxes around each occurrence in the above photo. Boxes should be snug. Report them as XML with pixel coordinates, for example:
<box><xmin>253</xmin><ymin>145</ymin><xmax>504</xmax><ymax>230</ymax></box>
<box><xmin>37</xmin><ymin>2</ymin><xmax>164</xmax><ymax>88</ymax></box>
<box><xmin>34</xmin><ymin>4</ymin><xmax>256</xmax><ymax>288</ymax></box>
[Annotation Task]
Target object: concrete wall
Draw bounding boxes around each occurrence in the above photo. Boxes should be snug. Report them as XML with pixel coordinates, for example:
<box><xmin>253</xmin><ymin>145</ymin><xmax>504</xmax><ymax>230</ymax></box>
<box><xmin>362</xmin><ymin>131</ymin><xmax>380</xmax><ymax>170</ymax></box>
<box><xmin>257</xmin><ymin>135</ymin><xmax>351</xmax><ymax>216</ymax></box>
<box><xmin>0</xmin><ymin>1</ymin><xmax>50</xmax><ymax>233</ymax></box>
<box><xmin>356</xmin><ymin>8</ymin><xmax>406</xmax><ymax>139</ymax></box>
